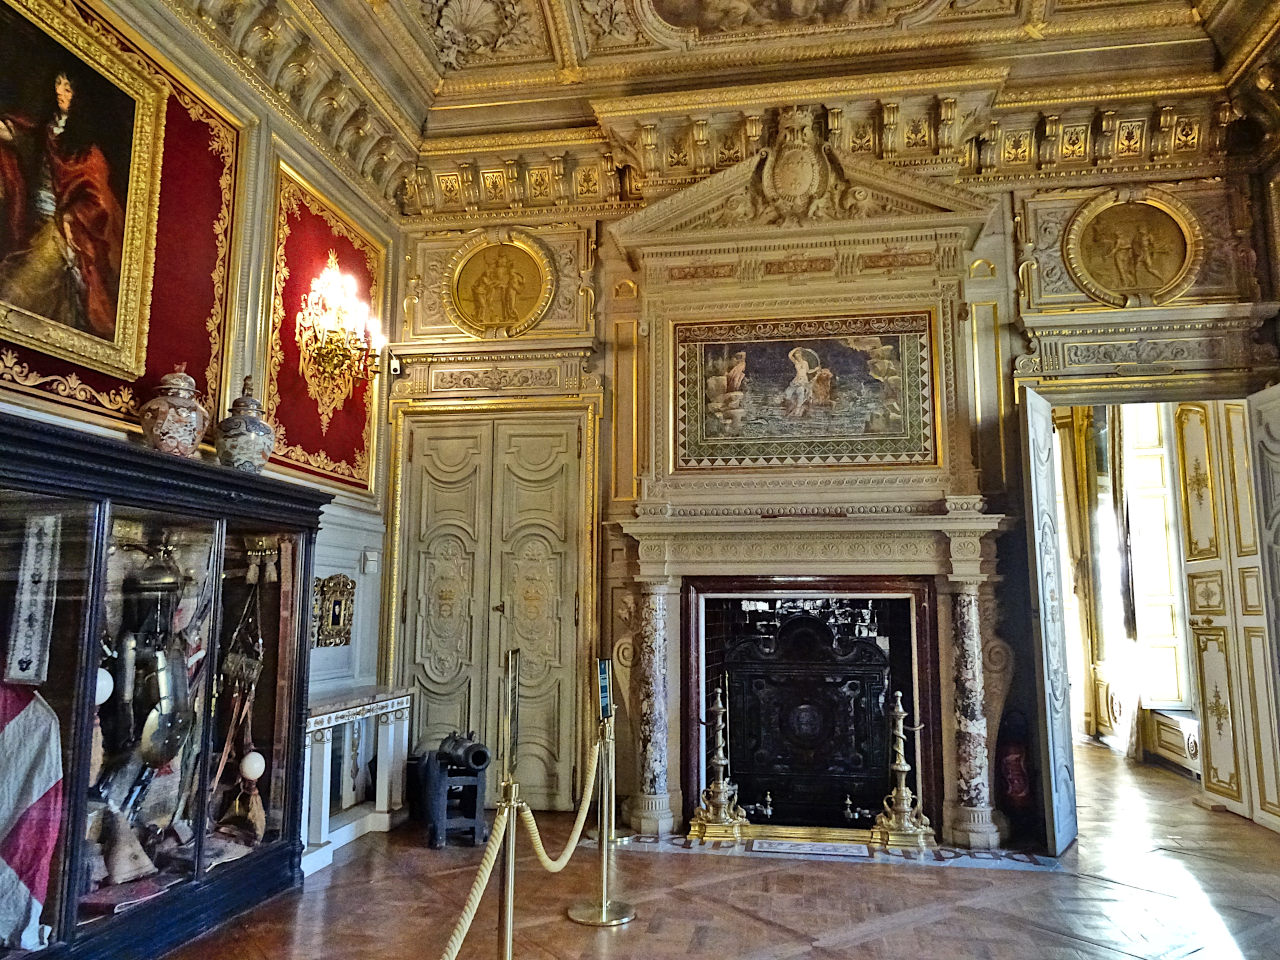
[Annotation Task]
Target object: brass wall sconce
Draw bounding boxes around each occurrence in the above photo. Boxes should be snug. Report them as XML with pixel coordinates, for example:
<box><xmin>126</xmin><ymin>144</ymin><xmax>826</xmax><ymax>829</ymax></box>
<box><xmin>295</xmin><ymin>250</ymin><xmax>385</xmax><ymax>432</ymax></box>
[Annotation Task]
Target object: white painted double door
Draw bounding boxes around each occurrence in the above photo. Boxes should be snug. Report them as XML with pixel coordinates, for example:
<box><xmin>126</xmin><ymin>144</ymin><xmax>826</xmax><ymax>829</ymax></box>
<box><xmin>403</xmin><ymin>413</ymin><xmax>583</xmax><ymax>810</ymax></box>
<box><xmin>1025</xmin><ymin>383</ymin><xmax>1280</xmax><ymax>854</ymax></box>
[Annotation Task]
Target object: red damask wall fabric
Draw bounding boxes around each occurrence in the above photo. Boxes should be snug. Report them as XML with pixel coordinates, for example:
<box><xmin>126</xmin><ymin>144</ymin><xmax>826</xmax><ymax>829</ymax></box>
<box><xmin>266</xmin><ymin>176</ymin><xmax>378</xmax><ymax>493</ymax></box>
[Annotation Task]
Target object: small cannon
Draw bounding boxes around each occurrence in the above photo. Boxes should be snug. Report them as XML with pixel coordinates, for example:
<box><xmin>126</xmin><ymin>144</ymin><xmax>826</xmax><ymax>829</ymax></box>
<box><xmin>437</xmin><ymin>731</ymin><xmax>491</xmax><ymax>773</ymax></box>
<box><xmin>424</xmin><ymin>731</ymin><xmax>490</xmax><ymax>848</ymax></box>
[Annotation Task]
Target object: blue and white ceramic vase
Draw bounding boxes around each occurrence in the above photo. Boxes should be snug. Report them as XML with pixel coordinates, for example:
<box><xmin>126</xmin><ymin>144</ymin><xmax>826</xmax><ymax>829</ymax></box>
<box><xmin>215</xmin><ymin>376</ymin><xmax>276</xmax><ymax>473</ymax></box>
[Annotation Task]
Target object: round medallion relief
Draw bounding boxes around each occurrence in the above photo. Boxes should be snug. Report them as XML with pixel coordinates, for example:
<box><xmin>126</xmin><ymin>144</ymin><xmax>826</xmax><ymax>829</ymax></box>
<box><xmin>1063</xmin><ymin>189</ymin><xmax>1202</xmax><ymax>308</ymax></box>
<box><xmin>1080</xmin><ymin>203</ymin><xmax>1186</xmax><ymax>294</ymax></box>
<box><xmin>456</xmin><ymin>243</ymin><xmax>542</xmax><ymax>329</ymax></box>
<box><xmin>443</xmin><ymin>233</ymin><xmax>557</xmax><ymax>339</ymax></box>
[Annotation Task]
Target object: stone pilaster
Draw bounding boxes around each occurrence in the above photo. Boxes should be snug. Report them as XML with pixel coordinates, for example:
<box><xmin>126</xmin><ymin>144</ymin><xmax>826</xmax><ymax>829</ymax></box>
<box><xmin>631</xmin><ymin>579</ymin><xmax>676</xmax><ymax>835</ymax></box>
<box><xmin>945</xmin><ymin>508</ymin><xmax>1002</xmax><ymax>850</ymax></box>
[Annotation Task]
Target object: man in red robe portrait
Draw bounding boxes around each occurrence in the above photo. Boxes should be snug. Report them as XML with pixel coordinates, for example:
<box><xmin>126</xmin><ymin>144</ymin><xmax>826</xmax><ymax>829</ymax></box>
<box><xmin>0</xmin><ymin>70</ymin><xmax>125</xmax><ymax>340</ymax></box>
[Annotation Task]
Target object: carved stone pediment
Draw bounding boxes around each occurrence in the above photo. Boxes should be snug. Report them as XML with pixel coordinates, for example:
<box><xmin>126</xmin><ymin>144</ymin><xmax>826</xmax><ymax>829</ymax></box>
<box><xmin>611</xmin><ymin>106</ymin><xmax>993</xmax><ymax>251</ymax></box>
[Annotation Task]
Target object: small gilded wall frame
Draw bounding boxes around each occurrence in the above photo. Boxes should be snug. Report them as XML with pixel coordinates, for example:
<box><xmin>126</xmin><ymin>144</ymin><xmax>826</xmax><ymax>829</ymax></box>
<box><xmin>441</xmin><ymin>229</ymin><xmax>557</xmax><ymax>339</ymax></box>
<box><xmin>0</xmin><ymin>0</ymin><xmax>168</xmax><ymax>380</ymax></box>
<box><xmin>313</xmin><ymin>573</ymin><xmax>355</xmax><ymax>648</ymax></box>
<box><xmin>1063</xmin><ymin>187</ymin><xmax>1203</xmax><ymax>308</ymax></box>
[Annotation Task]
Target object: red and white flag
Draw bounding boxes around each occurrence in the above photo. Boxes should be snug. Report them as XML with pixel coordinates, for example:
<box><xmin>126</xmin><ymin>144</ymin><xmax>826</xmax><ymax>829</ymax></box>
<box><xmin>0</xmin><ymin>683</ymin><xmax>63</xmax><ymax>949</ymax></box>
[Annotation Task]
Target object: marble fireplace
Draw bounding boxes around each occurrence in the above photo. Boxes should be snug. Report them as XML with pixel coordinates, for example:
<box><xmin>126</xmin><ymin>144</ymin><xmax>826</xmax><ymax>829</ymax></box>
<box><xmin>620</xmin><ymin>502</ymin><xmax>1010</xmax><ymax>849</ymax></box>
<box><xmin>687</xmin><ymin>580</ymin><xmax>943</xmax><ymax>832</ymax></box>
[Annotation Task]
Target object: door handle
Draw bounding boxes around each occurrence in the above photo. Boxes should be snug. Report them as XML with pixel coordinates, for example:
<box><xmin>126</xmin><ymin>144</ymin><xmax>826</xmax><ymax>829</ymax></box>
<box><xmin>492</xmin><ymin>601</ymin><xmax>505</xmax><ymax>614</ymax></box>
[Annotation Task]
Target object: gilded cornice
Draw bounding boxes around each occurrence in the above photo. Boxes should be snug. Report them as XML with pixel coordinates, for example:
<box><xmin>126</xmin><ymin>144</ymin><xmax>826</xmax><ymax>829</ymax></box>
<box><xmin>405</xmin><ymin>200</ymin><xmax>644</xmax><ymax>228</ymax></box>
<box><xmin>418</xmin><ymin>127</ymin><xmax>610</xmax><ymax>158</ymax></box>
<box><xmin>284</xmin><ymin>0</ymin><xmax>427</xmax><ymax>140</ymax></box>
<box><xmin>996</xmin><ymin>73</ymin><xmax>1226</xmax><ymax>109</ymax></box>
<box><xmin>591</xmin><ymin>67</ymin><xmax>1010</xmax><ymax>121</ymax></box>
<box><xmin>960</xmin><ymin>158</ymin><xmax>1236</xmax><ymax>190</ymax></box>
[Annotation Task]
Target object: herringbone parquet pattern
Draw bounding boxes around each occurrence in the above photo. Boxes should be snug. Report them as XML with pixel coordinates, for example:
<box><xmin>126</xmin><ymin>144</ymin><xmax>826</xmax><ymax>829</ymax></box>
<box><xmin>165</xmin><ymin>742</ymin><xmax>1280</xmax><ymax>959</ymax></box>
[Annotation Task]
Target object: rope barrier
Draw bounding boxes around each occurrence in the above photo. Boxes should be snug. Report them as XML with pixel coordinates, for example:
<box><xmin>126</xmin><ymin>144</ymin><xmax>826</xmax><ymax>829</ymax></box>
<box><xmin>438</xmin><ymin>804</ymin><xmax>510</xmax><ymax>960</ymax></box>
<box><xmin>517</xmin><ymin>740</ymin><xmax>601</xmax><ymax>873</ymax></box>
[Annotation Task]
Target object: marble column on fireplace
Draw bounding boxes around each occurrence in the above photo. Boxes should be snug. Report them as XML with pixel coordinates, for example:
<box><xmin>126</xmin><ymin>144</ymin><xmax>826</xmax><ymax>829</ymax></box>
<box><xmin>943</xmin><ymin>509</ymin><xmax>1003</xmax><ymax>850</ymax></box>
<box><xmin>631</xmin><ymin>578</ymin><xmax>677</xmax><ymax>835</ymax></box>
<box><xmin>948</xmin><ymin>576</ymin><xmax>1001</xmax><ymax>849</ymax></box>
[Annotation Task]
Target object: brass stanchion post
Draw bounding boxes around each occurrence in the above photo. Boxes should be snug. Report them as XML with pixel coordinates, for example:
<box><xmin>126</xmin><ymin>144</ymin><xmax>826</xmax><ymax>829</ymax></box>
<box><xmin>568</xmin><ymin>661</ymin><xmax>635</xmax><ymax>926</ymax></box>
<box><xmin>498</xmin><ymin>648</ymin><xmax>521</xmax><ymax>960</ymax></box>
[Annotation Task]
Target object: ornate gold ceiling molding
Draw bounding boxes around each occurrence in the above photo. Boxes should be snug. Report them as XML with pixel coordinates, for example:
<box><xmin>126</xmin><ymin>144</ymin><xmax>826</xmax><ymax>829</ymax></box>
<box><xmin>418</xmin><ymin>126</ymin><xmax>610</xmax><ymax>157</ymax></box>
<box><xmin>434</xmin><ymin>5</ymin><xmax>1198</xmax><ymax>97</ymax></box>
<box><xmin>405</xmin><ymin>200</ymin><xmax>644</xmax><ymax>227</ymax></box>
<box><xmin>357</xmin><ymin>0</ymin><xmax>446</xmax><ymax>93</ymax></box>
<box><xmin>1221</xmin><ymin>0</ymin><xmax>1280</xmax><ymax>86</ymax></box>
<box><xmin>165</xmin><ymin>0</ymin><xmax>419</xmax><ymax>206</ymax></box>
<box><xmin>996</xmin><ymin>74</ymin><xmax>1227</xmax><ymax>109</ymax></box>
<box><xmin>590</xmin><ymin>67</ymin><xmax>1010</xmax><ymax>121</ymax></box>
<box><xmin>960</xmin><ymin>159</ymin><xmax>1237</xmax><ymax>190</ymax></box>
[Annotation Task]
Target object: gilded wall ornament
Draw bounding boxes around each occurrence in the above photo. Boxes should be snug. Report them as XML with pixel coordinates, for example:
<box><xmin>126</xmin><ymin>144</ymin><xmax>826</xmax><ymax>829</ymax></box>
<box><xmin>313</xmin><ymin>573</ymin><xmax>356</xmax><ymax>648</ymax></box>
<box><xmin>1063</xmin><ymin>188</ymin><xmax>1203</xmax><ymax>308</ymax></box>
<box><xmin>442</xmin><ymin>231</ymin><xmax>557</xmax><ymax>338</ymax></box>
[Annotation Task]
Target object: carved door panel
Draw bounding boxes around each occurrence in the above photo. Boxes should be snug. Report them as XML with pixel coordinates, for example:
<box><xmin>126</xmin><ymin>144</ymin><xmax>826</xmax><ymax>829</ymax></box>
<box><xmin>1020</xmin><ymin>385</ymin><xmax>1078</xmax><ymax>856</ymax></box>
<box><xmin>1173</xmin><ymin>403</ymin><xmax>1250</xmax><ymax>816</ymax></box>
<box><xmin>487</xmin><ymin>419</ymin><xmax>580</xmax><ymax>811</ymax></box>
<box><xmin>1245</xmin><ymin>388</ymin><xmax>1280</xmax><ymax>830</ymax></box>
<box><xmin>403</xmin><ymin>420</ymin><xmax>495</xmax><ymax>758</ymax></box>
<box><xmin>403</xmin><ymin>413</ymin><xmax>582</xmax><ymax>812</ymax></box>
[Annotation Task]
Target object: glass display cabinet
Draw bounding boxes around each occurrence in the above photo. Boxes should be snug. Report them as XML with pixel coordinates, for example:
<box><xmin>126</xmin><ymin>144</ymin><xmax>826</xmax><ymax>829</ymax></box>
<box><xmin>0</xmin><ymin>412</ymin><xmax>330</xmax><ymax>960</ymax></box>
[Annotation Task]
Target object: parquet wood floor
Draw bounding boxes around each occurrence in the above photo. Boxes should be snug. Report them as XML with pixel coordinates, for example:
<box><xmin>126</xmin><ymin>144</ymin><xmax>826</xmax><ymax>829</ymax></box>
<box><xmin>164</xmin><ymin>741</ymin><xmax>1280</xmax><ymax>959</ymax></box>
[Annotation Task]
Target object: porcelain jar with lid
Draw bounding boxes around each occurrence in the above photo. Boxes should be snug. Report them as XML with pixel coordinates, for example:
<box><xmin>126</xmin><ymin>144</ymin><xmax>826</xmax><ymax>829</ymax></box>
<box><xmin>138</xmin><ymin>365</ymin><xmax>210</xmax><ymax>458</ymax></box>
<box><xmin>215</xmin><ymin>376</ymin><xmax>276</xmax><ymax>473</ymax></box>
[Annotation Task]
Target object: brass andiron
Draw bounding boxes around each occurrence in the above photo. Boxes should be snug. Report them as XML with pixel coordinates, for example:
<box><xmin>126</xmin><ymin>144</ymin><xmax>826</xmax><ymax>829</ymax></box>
<box><xmin>872</xmin><ymin>691</ymin><xmax>937</xmax><ymax>850</ymax></box>
<box><xmin>687</xmin><ymin>679</ymin><xmax>750</xmax><ymax>844</ymax></box>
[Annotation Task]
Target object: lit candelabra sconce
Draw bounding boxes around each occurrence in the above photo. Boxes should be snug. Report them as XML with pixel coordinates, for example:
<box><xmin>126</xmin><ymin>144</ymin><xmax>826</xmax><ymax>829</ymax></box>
<box><xmin>294</xmin><ymin>250</ymin><xmax>386</xmax><ymax>432</ymax></box>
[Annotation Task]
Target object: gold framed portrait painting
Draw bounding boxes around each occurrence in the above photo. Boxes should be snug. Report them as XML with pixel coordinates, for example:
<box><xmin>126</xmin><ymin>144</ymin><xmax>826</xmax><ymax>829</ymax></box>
<box><xmin>0</xmin><ymin>0</ymin><xmax>167</xmax><ymax>380</ymax></box>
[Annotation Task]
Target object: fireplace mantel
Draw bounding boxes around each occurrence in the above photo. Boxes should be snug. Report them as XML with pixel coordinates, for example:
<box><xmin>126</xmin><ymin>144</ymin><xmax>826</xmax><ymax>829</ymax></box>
<box><xmin>619</xmin><ymin>497</ymin><xmax>1012</xmax><ymax>849</ymax></box>
<box><xmin>622</xmin><ymin>503</ymin><xmax>1005</xmax><ymax>580</ymax></box>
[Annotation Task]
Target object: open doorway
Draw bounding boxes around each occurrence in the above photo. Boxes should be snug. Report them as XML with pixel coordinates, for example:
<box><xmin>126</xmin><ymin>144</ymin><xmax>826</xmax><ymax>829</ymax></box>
<box><xmin>1052</xmin><ymin>404</ymin><xmax>1196</xmax><ymax>772</ymax></box>
<box><xmin>1044</xmin><ymin>398</ymin><xmax>1280</xmax><ymax>834</ymax></box>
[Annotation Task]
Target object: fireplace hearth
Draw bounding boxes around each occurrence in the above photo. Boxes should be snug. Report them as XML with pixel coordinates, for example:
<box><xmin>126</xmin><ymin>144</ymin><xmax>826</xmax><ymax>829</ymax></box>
<box><xmin>683</xmin><ymin>577</ymin><xmax>942</xmax><ymax>834</ymax></box>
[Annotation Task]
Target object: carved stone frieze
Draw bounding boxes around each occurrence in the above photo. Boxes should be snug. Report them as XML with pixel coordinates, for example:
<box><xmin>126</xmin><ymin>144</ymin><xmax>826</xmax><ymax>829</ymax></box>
<box><xmin>390</xmin><ymin>346</ymin><xmax>595</xmax><ymax>400</ymax></box>
<box><xmin>1013</xmin><ymin>304</ymin><xmax>1280</xmax><ymax>397</ymax></box>
<box><xmin>578</xmin><ymin>0</ymin><xmax>644</xmax><ymax>50</ymax></box>
<box><xmin>640</xmin><ymin>0</ymin><xmax>956</xmax><ymax>38</ymax></box>
<box><xmin>610</xmin><ymin>106</ymin><xmax>993</xmax><ymax>248</ymax></box>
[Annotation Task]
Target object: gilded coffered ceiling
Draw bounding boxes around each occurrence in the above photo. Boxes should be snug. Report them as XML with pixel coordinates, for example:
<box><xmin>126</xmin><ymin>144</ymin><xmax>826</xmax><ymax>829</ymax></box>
<box><xmin>390</xmin><ymin>0</ymin><xmax>1216</xmax><ymax>130</ymax></box>
<box><xmin>167</xmin><ymin>0</ymin><xmax>1280</xmax><ymax>209</ymax></box>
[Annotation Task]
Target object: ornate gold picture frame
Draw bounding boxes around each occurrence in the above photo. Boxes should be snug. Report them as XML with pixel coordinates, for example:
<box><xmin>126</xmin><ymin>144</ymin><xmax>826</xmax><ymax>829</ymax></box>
<box><xmin>441</xmin><ymin>229</ymin><xmax>557</xmax><ymax>339</ymax></box>
<box><xmin>1063</xmin><ymin>187</ymin><xmax>1203</xmax><ymax>309</ymax></box>
<box><xmin>673</xmin><ymin>312</ymin><xmax>938</xmax><ymax>470</ymax></box>
<box><xmin>313</xmin><ymin>573</ymin><xmax>355</xmax><ymax>648</ymax></box>
<box><xmin>0</xmin><ymin>0</ymin><xmax>167</xmax><ymax>380</ymax></box>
